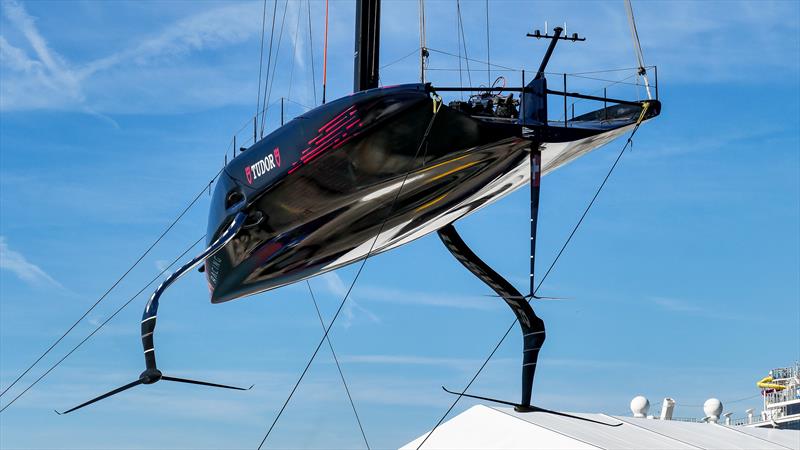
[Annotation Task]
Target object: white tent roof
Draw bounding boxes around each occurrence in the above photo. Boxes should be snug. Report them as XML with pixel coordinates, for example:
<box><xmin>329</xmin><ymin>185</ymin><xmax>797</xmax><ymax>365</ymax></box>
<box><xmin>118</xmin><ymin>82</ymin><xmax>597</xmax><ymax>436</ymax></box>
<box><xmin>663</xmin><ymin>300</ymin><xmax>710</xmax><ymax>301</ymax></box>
<box><xmin>402</xmin><ymin>405</ymin><xmax>800</xmax><ymax>449</ymax></box>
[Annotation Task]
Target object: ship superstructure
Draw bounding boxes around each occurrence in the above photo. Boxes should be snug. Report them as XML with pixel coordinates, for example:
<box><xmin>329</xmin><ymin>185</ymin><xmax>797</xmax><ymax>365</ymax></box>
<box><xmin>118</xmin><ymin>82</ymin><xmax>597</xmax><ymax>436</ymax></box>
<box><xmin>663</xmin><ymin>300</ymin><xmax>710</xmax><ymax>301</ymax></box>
<box><xmin>744</xmin><ymin>362</ymin><xmax>800</xmax><ymax>430</ymax></box>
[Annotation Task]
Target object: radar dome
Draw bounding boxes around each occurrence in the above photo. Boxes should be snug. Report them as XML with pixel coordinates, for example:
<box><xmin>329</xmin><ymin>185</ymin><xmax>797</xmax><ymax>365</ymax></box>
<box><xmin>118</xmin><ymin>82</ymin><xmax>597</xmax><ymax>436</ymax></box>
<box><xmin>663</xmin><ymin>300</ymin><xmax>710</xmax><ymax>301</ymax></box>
<box><xmin>703</xmin><ymin>398</ymin><xmax>723</xmax><ymax>423</ymax></box>
<box><xmin>630</xmin><ymin>395</ymin><xmax>650</xmax><ymax>418</ymax></box>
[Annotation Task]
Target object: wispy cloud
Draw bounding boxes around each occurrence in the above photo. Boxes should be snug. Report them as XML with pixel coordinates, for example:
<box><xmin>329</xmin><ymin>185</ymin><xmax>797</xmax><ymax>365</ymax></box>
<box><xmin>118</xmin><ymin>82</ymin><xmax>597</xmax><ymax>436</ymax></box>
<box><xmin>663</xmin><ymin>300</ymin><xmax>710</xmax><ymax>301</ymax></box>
<box><xmin>154</xmin><ymin>259</ymin><xmax>171</xmax><ymax>274</ymax></box>
<box><xmin>356</xmin><ymin>284</ymin><xmax>499</xmax><ymax>311</ymax></box>
<box><xmin>2</xmin><ymin>1</ymin><xmax>797</xmax><ymax>115</ymax></box>
<box><xmin>80</xmin><ymin>2</ymin><xmax>260</xmax><ymax>77</ymax></box>
<box><xmin>541</xmin><ymin>357</ymin><xmax>640</xmax><ymax>370</ymax></box>
<box><xmin>0</xmin><ymin>0</ymin><xmax>83</xmax><ymax>110</ymax></box>
<box><xmin>652</xmin><ymin>297</ymin><xmax>703</xmax><ymax>314</ymax></box>
<box><xmin>629</xmin><ymin>0</ymin><xmax>799</xmax><ymax>83</ymax></box>
<box><xmin>649</xmin><ymin>296</ymin><xmax>751</xmax><ymax>321</ymax></box>
<box><xmin>322</xmin><ymin>272</ymin><xmax>380</xmax><ymax>327</ymax></box>
<box><xmin>627</xmin><ymin>126</ymin><xmax>787</xmax><ymax>165</ymax></box>
<box><xmin>0</xmin><ymin>236</ymin><xmax>63</xmax><ymax>289</ymax></box>
<box><xmin>318</xmin><ymin>273</ymin><xmax>499</xmax><ymax>312</ymax></box>
<box><xmin>0</xmin><ymin>1</ymin><xmax>262</xmax><ymax>113</ymax></box>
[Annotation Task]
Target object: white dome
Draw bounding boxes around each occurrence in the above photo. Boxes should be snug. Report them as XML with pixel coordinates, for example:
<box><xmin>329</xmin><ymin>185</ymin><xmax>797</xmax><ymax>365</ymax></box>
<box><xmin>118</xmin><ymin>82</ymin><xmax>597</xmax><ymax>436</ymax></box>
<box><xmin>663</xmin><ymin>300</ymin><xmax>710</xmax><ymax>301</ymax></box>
<box><xmin>630</xmin><ymin>395</ymin><xmax>650</xmax><ymax>418</ymax></box>
<box><xmin>703</xmin><ymin>398</ymin><xmax>723</xmax><ymax>422</ymax></box>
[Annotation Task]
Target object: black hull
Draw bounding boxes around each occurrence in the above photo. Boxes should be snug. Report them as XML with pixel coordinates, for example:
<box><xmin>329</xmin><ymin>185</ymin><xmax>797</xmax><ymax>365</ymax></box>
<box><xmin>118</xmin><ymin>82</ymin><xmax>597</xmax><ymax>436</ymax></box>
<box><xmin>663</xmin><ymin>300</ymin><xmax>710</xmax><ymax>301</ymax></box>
<box><xmin>205</xmin><ymin>84</ymin><xmax>658</xmax><ymax>303</ymax></box>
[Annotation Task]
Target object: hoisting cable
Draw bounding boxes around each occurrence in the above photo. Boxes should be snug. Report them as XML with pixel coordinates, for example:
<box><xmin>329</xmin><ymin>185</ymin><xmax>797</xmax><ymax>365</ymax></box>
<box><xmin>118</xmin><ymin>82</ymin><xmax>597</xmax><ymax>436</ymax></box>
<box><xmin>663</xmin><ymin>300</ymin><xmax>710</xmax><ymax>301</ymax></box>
<box><xmin>417</xmin><ymin>103</ymin><xmax>651</xmax><ymax>449</ymax></box>
<box><xmin>0</xmin><ymin>235</ymin><xmax>206</xmax><ymax>413</ymax></box>
<box><xmin>255</xmin><ymin>0</ymin><xmax>268</xmax><ymax>120</ymax></box>
<box><xmin>305</xmin><ymin>281</ymin><xmax>370</xmax><ymax>449</ymax></box>
<box><xmin>257</xmin><ymin>95</ymin><xmax>444</xmax><ymax>449</ymax></box>
<box><xmin>624</xmin><ymin>0</ymin><xmax>652</xmax><ymax>99</ymax></box>
<box><xmin>306</xmin><ymin>0</ymin><xmax>317</xmax><ymax>106</ymax></box>
<box><xmin>0</xmin><ymin>170</ymin><xmax>221</xmax><ymax>401</ymax></box>
<box><xmin>321</xmin><ymin>0</ymin><xmax>329</xmax><ymax>104</ymax></box>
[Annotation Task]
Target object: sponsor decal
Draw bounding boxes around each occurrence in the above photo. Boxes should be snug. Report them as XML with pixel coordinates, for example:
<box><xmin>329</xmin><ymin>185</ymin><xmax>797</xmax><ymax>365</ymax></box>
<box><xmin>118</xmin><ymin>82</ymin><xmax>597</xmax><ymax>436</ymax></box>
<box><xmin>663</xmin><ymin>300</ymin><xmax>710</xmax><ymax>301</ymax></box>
<box><xmin>245</xmin><ymin>147</ymin><xmax>280</xmax><ymax>185</ymax></box>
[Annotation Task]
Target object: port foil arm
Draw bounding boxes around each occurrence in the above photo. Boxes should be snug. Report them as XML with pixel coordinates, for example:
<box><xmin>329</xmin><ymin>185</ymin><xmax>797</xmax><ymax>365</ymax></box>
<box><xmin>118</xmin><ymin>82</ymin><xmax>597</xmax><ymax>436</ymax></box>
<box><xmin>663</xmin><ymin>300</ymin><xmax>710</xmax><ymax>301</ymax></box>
<box><xmin>56</xmin><ymin>212</ymin><xmax>251</xmax><ymax>415</ymax></box>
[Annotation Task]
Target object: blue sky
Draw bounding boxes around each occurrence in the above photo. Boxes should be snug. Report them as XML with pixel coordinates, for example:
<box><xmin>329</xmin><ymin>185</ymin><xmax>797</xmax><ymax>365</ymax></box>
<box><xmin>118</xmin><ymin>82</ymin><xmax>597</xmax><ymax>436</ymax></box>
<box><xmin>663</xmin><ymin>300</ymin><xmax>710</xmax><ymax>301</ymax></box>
<box><xmin>1</xmin><ymin>0</ymin><xmax>798</xmax><ymax>448</ymax></box>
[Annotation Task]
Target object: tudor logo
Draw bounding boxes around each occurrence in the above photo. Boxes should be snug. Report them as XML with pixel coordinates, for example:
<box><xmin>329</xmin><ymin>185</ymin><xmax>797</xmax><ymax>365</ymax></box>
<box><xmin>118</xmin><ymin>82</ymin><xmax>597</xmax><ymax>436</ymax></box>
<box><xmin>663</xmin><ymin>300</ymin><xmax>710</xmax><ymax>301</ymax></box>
<box><xmin>245</xmin><ymin>147</ymin><xmax>280</xmax><ymax>184</ymax></box>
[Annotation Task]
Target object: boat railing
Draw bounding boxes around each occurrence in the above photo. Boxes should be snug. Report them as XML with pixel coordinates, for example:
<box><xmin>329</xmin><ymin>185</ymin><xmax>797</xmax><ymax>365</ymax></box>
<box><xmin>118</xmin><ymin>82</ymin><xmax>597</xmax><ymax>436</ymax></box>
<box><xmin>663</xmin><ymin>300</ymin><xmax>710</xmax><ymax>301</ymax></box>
<box><xmin>669</xmin><ymin>417</ymin><xmax>704</xmax><ymax>423</ymax></box>
<box><xmin>547</xmin><ymin>65</ymin><xmax>658</xmax><ymax>127</ymax></box>
<box><xmin>669</xmin><ymin>415</ymin><xmax>758</xmax><ymax>426</ymax></box>
<box><xmin>764</xmin><ymin>386</ymin><xmax>800</xmax><ymax>405</ymax></box>
<box><xmin>430</xmin><ymin>65</ymin><xmax>658</xmax><ymax>127</ymax></box>
<box><xmin>730</xmin><ymin>416</ymin><xmax>754</xmax><ymax>426</ymax></box>
<box><xmin>769</xmin><ymin>363</ymin><xmax>800</xmax><ymax>381</ymax></box>
<box><xmin>224</xmin><ymin>96</ymin><xmax>315</xmax><ymax>163</ymax></box>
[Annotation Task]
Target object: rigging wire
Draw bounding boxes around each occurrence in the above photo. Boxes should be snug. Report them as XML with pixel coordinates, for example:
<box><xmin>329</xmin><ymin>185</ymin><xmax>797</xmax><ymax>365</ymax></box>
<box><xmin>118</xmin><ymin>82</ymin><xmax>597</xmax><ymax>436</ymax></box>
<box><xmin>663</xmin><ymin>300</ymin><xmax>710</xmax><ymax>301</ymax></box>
<box><xmin>571</xmin><ymin>65</ymin><xmax>655</xmax><ymax>75</ymax></box>
<box><xmin>262</xmin><ymin>0</ymin><xmax>290</xmax><ymax>137</ymax></box>
<box><xmin>286</xmin><ymin>0</ymin><xmax>303</xmax><ymax>102</ymax></box>
<box><xmin>380</xmin><ymin>48</ymin><xmax>421</xmax><ymax>71</ymax></box>
<box><xmin>306</xmin><ymin>0</ymin><xmax>317</xmax><ymax>106</ymax></box>
<box><xmin>257</xmin><ymin>97</ymin><xmax>444</xmax><ymax>449</ymax></box>
<box><xmin>259</xmin><ymin>0</ymin><xmax>279</xmax><ymax>137</ymax></box>
<box><xmin>284</xmin><ymin>97</ymin><xmax>314</xmax><ymax>111</ymax></box>
<box><xmin>416</xmin><ymin>105</ymin><xmax>652</xmax><ymax>449</ymax></box>
<box><xmin>677</xmin><ymin>393</ymin><xmax>761</xmax><ymax>408</ymax></box>
<box><xmin>485</xmin><ymin>0</ymin><xmax>490</xmax><ymax>86</ymax></box>
<box><xmin>414</xmin><ymin>51</ymin><xmax>655</xmax><ymax>82</ymax></box>
<box><xmin>305</xmin><ymin>281</ymin><xmax>370</xmax><ymax>449</ymax></box>
<box><xmin>0</xmin><ymin>235</ymin><xmax>207</xmax><ymax>413</ymax></box>
<box><xmin>426</xmin><ymin>48</ymin><xmax>516</xmax><ymax>72</ymax></box>
<box><xmin>455</xmin><ymin>1</ymin><xmax>472</xmax><ymax>88</ymax></box>
<box><xmin>0</xmin><ymin>170</ymin><xmax>221</xmax><ymax>401</ymax></box>
<box><xmin>255</xmin><ymin>0</ymin><xmax>269</xmax><ymax>120</ymax></box>
<box><xmin>568</xmin><ymin>72</ymin><xmax>643</xmax><ymax>88</ymax></box>
<box><xmin>560</xmin><ymin>72</ymin><xmax>638</xmax><ymax>123</ymax></box>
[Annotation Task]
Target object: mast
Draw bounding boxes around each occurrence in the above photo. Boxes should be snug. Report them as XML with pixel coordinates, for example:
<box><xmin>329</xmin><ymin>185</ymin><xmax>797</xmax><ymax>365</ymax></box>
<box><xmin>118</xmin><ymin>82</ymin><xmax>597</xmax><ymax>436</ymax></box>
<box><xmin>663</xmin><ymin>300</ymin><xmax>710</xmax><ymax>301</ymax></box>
<box><xmin>353</xmin><ymin>0</ymin><xmax>381</xmax><ymax>92</ymax></box>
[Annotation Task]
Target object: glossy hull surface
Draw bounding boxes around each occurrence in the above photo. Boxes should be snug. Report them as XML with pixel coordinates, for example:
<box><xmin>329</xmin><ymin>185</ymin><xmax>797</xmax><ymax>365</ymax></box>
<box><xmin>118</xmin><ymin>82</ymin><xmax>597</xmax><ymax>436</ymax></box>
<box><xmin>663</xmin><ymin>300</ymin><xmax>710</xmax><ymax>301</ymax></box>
<box><xmin>205</xmin><ymin>84</ymin><xmax>657</xmax><ymax>303</ymax></box>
